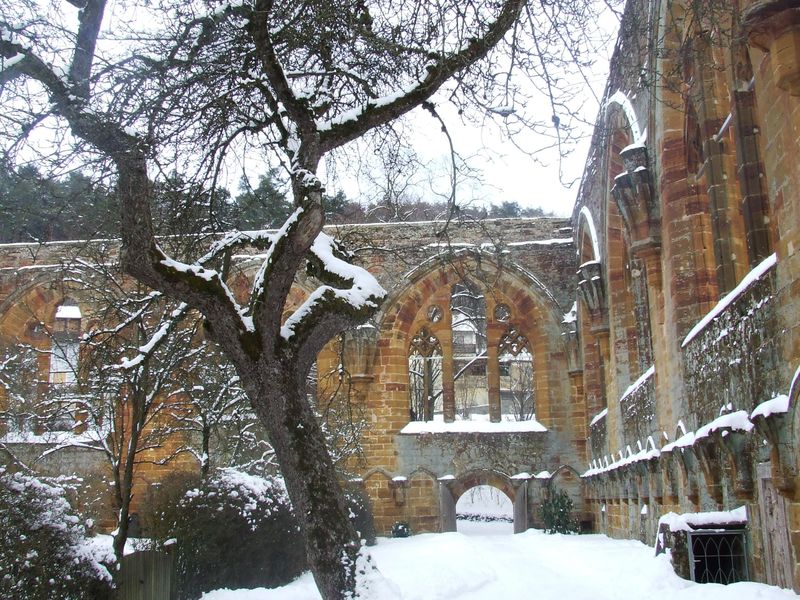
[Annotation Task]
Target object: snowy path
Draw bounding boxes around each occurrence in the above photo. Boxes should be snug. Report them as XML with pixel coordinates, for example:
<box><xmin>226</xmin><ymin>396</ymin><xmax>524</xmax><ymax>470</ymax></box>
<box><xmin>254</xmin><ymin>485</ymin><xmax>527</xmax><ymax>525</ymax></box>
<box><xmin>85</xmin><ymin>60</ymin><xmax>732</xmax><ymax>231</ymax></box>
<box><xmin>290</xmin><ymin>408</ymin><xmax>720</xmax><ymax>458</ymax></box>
<box><xmin>203</xmin><ymin>522</ymin><xmax>798</xmax><ymax>600</ymax></box>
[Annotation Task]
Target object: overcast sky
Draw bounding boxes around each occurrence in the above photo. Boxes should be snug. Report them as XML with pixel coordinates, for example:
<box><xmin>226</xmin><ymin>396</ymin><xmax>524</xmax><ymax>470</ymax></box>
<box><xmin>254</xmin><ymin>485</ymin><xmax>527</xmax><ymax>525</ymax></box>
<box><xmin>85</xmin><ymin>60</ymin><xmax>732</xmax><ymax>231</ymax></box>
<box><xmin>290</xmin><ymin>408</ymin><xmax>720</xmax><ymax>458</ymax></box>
<box><xmin>332</xmin><ymin>7</ymin><xmax>620</xmax><ymax>218</ymax></box>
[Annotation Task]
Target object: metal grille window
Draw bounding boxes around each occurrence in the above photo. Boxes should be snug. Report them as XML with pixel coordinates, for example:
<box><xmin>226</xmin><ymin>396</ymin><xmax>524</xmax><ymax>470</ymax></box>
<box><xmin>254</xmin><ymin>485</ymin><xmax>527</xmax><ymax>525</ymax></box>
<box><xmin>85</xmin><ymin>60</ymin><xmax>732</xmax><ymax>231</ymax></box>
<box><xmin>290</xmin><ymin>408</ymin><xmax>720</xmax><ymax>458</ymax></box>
<box><xmin>688</xmin><ymin>529</ymin><xmax>749</xmax><ymax>584</ymax></box>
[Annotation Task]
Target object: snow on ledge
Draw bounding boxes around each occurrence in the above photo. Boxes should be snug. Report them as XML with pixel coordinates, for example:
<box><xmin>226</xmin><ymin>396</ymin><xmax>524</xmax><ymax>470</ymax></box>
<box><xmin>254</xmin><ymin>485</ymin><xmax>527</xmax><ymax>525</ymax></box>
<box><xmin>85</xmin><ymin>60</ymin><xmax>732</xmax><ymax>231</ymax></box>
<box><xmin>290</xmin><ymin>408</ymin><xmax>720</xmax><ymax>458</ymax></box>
<box><xmin>506</xmin><ymin>238</ymin><xmax>574</xmax><ymax>247</ymax></box>
<box><xmin>55</xmin><ymin>305</ymin><xmax>82</xmax><ymax>319</ymax></box>
<box><xmin>751</xmin><ymin>394</ymin><xmax>790</xmax><ymax>420</ymax></box>
<box><xmin>585</xmin><ymin>392</ymin><xmax>794</xmax><ymax>478</ymax></box>
<box><xmin>660</xmin><ymin>431</ymin><xmax>695</xmax><ymax>454</ymax></box>
<box><xmin>589</xmin><ymin>408</ymin><xmax>607</xmax><ymax>427</ymax></box>
<box><xmin>619</xmin><ymin>366</ymin><xmax>654</xmax><ymax>403</ymax></box>
<box><xmin>682</xmin><ymin>253</ymin><xmax>777</xmax><ymax>348</ymax></box>
<box><xmin>400</xmin><ymin>419</ymin><xmax>547</xmax><ymax>435</ymax></box>
<box><xmin>658</xmin><ymin>506</ymin><xmax>747</xmax><ymax>533</ymax></box>
<box><xmin>694</xmin><ymin>410</ymin><xmax>753</xmax><ymax>441</ymax></box>
<box><xmin>606</xmin><ymin>90</ymin><xmax>643</xmax><ymax>142</ymax></box>
<box><xmin>582</xmin><ymin>443</ymin><xmax>660</xmax><ymax>477</ymax></box>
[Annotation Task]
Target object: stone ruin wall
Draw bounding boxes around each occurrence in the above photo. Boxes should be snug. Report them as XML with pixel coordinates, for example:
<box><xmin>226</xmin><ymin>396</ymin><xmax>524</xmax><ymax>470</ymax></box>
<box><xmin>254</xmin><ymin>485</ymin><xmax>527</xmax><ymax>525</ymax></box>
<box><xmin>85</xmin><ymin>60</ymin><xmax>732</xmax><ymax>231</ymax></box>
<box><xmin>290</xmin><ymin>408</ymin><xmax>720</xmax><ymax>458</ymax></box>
<box><xmin>0</xmin><ymin>217</ymin><xmax>584</xmax><ymax>536</ymax></box>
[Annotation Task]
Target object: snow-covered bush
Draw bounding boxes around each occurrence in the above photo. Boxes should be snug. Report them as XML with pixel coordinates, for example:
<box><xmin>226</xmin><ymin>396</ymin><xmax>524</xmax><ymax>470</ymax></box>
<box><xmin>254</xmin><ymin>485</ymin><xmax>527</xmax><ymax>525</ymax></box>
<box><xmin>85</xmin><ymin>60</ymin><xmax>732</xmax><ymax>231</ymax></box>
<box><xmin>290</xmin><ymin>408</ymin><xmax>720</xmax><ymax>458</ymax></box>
<box><xmin>152</xmin><ymin>468</ymin><xmax>307</xmax><ymax>599</ymax></box>
<box><xmin>539</xmin><ymin>488</ymin><xmax>579</xmax><ymax>535</ymax></box>
<box><xmin>0</xmin><ymin>468</ymin><xmax>113</xmax><ymax>600</ymax></box>
<box><xmin>345</xmin><ymin>486</ymin><xmax>377</xmax><ymax>546</ymax></box>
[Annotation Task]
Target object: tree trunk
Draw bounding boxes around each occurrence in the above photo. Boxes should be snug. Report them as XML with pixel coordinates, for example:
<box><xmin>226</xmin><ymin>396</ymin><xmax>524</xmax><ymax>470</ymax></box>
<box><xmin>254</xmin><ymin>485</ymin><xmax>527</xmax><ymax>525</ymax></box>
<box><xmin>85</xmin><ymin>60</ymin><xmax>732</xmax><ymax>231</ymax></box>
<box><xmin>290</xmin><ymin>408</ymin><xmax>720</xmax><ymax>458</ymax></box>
<box><xmin>246</xmin><ymin>365</ymin><xmax>361</xmax><ymax>599</ymax></box>
<box><xmin>201</xmin><ymin>423</ymin><xmax>211</xmax><ymax>478</ymax></box>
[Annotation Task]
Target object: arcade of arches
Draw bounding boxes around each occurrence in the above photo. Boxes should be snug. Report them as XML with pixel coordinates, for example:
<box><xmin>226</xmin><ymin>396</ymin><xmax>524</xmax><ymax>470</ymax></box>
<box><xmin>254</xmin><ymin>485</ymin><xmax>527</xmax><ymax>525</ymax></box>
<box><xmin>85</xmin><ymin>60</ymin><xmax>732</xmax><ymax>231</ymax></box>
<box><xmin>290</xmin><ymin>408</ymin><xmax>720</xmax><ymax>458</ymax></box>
<box><xmin>1</xmin><ymin>0</ymin><xmax>800</xmax><ymax>590</ymax></box>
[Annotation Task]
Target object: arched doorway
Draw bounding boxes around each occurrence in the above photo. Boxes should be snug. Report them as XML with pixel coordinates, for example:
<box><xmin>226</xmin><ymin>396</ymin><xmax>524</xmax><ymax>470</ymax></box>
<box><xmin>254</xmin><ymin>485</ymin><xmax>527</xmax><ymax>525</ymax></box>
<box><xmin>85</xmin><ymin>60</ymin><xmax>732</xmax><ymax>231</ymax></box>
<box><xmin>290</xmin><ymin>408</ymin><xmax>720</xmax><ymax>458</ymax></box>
<box><xmin>455</xmin><ymin>484</ymin><xmax>513</xmax><ymax>535</ymax></box>
<box><xmin>439</xmin><ymin>470</ymin><xmax>528</xmax><ymax>534</ymax></box>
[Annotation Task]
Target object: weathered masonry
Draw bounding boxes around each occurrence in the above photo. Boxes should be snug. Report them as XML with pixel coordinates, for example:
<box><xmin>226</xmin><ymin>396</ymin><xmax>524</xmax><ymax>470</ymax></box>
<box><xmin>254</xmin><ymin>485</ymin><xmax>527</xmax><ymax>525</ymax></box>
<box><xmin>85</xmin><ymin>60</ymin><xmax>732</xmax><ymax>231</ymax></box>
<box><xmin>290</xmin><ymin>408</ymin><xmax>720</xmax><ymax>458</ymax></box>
<box><xmin>573</xmin><ymin>0</ymin><xmax>800</xmax><ymax>590</ymax></box>
<box><xmin>0</xmin><ymin>218</ymin><xmax>585</xmax><ymax>535</ymax></box>
<box><xmin>1</xmin><ymin>0</ymin><xmax>800</xmax><ymax>591</ymax></box>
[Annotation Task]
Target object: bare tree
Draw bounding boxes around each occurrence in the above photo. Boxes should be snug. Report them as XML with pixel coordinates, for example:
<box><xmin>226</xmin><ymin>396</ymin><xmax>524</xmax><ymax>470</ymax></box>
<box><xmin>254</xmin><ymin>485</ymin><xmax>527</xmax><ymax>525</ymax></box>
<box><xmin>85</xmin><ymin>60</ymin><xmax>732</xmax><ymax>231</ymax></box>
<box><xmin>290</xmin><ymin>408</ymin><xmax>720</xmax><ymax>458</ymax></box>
<box><xmin>0</xmin><ymin>0</ymin><xmax>613</xmax><ymax>595</ymax></box>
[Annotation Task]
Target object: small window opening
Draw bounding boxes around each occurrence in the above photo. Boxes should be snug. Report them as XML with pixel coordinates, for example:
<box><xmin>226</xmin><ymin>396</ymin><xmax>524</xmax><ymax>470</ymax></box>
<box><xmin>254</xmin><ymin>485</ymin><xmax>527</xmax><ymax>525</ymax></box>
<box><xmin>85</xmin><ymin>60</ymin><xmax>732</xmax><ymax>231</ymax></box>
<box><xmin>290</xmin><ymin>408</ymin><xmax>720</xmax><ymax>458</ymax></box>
<box><xmin>688</xmin><ymin>529</ymin><xmax>749</xmax><ymax>584</ymax></box>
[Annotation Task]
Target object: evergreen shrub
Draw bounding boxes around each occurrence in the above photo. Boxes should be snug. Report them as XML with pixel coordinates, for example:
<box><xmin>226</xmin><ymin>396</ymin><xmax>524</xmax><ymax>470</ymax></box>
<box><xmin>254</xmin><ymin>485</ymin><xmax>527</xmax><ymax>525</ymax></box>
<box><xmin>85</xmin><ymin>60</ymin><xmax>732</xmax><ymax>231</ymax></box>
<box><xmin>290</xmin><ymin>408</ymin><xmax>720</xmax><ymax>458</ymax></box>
<box><xmin>539</xmin><ymin>487</ymin><xmax>579</xmax><ymax>534</ymax></box>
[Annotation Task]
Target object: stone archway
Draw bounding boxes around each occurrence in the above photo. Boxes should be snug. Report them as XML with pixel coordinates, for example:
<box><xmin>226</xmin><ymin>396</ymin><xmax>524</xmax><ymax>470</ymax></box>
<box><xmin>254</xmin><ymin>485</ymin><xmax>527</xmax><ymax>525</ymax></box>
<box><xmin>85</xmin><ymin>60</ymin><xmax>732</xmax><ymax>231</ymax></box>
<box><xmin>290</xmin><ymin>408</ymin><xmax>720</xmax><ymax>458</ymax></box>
<box><xmin>438</xmin><ymin>470</ymin><xmax>528</xmax><ymax>534</ymax></box>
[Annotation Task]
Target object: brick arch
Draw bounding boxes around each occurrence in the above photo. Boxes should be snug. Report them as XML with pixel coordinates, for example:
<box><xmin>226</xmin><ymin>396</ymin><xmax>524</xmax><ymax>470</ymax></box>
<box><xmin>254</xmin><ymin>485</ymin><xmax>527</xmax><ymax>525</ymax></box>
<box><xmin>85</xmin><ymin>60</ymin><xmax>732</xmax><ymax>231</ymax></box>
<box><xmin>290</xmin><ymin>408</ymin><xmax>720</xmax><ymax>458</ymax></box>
<box><xmin>439</xmin><ymin>469</ymin><xmax>529</xmax><ymax>533</ymax></box>
<box><xmin>0</xmin><ymin>276</ymin><xmax>97</xmax><ymax>345</ymax></box>
<box><xmin>448</xmin><ymin>469</ymin><xmax>515</xmax><ymax>504</ymax></box>
<box><xmin>548</xmin><ymin>464</ymin><xmax>583</xmax><ymax>500</ymax></box>
<box><xmin>576</xmin><ymin>206</ymin><xmax>609</xmax><ymax>456</ymax></box>
<box><xmin>382</xmin><ymin>254</ymin><xmax>567</xmax><ymax>360</ymax></box>
<box><xmin>374</xmin><ymin>254</ymin><xmax>571</xmax><ymax>428</ymax></box>
<box><xmin>0</xmin><ymin>271</ymin><xmax>80</xmax><ymax>322</ymax></box>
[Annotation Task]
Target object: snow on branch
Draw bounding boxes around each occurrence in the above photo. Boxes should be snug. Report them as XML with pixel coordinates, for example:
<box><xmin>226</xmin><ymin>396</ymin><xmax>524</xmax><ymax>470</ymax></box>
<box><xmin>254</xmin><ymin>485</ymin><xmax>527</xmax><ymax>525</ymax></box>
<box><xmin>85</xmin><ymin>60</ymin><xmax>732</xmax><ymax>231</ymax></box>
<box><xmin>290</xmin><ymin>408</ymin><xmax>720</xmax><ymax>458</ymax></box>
<box><xmin>249</xmin><ymin>207</ymin><xmax>303</xmax><ymax>309</ymax></box>
<box><xmin>280</xmin><ymin>232</ymin><xmax>386</xmax><ymax>342</ymax></box>
<box><xmin>116</xmin><ymin>302</ymin><xmax>188</xmax><ymax>370</ymax></box>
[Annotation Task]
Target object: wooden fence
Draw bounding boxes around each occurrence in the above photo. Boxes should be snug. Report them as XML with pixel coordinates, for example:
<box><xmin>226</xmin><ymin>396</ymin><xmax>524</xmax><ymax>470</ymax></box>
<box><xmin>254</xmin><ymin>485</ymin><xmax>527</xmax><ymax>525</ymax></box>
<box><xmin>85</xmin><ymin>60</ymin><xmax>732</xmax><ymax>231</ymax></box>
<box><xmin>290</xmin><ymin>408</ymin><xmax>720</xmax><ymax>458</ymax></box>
<box><xmin>116</xmin><ymin>550</ymin><xmax>176</xmax><ymax>600</ymax></box>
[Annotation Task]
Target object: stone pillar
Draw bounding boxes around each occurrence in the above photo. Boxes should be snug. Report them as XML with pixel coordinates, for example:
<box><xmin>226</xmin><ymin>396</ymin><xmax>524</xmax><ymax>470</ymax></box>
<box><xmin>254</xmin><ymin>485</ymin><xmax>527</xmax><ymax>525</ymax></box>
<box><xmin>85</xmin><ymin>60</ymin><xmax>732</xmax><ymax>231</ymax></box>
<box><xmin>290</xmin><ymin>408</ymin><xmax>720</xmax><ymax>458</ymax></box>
<box><xmin>569</xmin><ymin>369</ymin><xmax>587</xmax><ymax>463</ymax></box>
<box><xmin>594</xmin><ymin>328</ymin><xmax>614</xmax><ymax>442</ymax></box>
<box><xmin>438</xmin><ymin>481</ymin><xmax>457</xmax><ymax>532</ymax></box>
<box><xmin>486</xmin><ymin>321</ymin><xmax>502</xmax><ymax>422</ymax></box>
<box><xmin>513</xmin><ymin>481</ymin><xmax>529</xmax><ymax>534</ymax></box>
<box><xmin>440</xmin><ymin>324</ymin><xmax>456</xmax><ymax>423</ymax></box>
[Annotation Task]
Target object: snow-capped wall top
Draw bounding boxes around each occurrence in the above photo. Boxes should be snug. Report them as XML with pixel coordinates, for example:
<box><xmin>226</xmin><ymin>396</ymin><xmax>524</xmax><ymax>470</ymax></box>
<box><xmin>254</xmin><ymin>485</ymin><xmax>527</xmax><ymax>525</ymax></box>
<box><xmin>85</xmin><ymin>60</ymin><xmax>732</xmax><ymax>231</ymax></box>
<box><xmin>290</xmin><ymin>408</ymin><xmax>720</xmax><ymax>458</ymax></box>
<box><xmin>682</xmin><ymin>253</ymin><xmax>777</xmax><ymax>348</ymax></box>
<box><xmin>658</xmin><ymin>506</ymin><xmax>747</xmax><ymax>533</ymax></box>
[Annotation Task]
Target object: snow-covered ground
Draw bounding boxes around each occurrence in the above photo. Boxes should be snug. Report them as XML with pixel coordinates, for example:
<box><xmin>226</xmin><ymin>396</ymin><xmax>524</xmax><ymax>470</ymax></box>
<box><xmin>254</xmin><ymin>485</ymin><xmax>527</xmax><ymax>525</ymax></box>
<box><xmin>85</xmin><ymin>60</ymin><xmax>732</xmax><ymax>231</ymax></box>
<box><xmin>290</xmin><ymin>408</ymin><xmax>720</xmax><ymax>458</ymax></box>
<box><xmin>202</xmin><ymin>520</ymin><xmax>798</xmax><ymax>600</ymax></box>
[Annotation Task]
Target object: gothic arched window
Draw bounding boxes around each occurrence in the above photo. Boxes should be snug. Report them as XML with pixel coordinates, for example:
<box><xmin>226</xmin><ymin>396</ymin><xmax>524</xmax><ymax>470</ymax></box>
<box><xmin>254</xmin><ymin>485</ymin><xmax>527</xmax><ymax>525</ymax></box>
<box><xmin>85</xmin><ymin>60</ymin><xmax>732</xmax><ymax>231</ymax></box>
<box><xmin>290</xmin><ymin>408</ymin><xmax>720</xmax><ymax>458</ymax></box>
<box><xmin>408</xmin><ymin>327</ymin><xmax>443</xmax><ymax>422</ymax></box>
<box><xmin>498</xmin><ymin>327</ymin><xmax>535</xmax><ymax>421</ymax></box>
<box><xmin>450</xmin><ymin>281</ymin><xmax>488</xmax><ymax>419</ymax></box>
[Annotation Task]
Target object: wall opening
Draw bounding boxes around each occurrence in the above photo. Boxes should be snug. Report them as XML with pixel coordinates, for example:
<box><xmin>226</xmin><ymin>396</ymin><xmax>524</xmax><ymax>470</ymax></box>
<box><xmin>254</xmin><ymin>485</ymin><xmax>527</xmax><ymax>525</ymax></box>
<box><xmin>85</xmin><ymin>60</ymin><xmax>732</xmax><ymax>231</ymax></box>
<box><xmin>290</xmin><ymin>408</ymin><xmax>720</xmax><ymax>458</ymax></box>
<box><xmin>451</xmin><ymin>281</ymin><xmax>488</xmax><ymax>419</ymax></box>
<box><xmin>688</xmin><ymin>529</ymin><xmax>749</xmax><ymax>584</ymax></box>
<box><xmin>455</xmin><ymin>484</ymin><xmax>513</xmax><ymax>535</ymax></box>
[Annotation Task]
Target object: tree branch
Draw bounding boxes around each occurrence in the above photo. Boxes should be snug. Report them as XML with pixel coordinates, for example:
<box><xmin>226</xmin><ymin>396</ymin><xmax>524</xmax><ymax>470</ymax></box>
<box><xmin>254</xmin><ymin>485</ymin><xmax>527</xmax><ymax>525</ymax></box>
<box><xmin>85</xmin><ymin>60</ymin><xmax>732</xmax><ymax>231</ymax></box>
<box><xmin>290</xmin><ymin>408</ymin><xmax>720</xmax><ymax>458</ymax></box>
<box><xmin>318</xmin><ymin>0</ymin><xmax>526</xmax><ymax>153</ymax></box>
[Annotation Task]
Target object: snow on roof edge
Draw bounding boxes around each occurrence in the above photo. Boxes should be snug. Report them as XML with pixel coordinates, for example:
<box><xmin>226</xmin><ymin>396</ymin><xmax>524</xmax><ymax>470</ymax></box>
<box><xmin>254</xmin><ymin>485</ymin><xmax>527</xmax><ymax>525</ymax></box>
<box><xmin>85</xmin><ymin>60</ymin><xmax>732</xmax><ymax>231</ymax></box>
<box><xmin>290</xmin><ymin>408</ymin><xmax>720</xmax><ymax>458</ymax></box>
<box><xmin>658</xmin><ymin>506</ymin><xmax>747</xmax><ymax>532</ymax></box>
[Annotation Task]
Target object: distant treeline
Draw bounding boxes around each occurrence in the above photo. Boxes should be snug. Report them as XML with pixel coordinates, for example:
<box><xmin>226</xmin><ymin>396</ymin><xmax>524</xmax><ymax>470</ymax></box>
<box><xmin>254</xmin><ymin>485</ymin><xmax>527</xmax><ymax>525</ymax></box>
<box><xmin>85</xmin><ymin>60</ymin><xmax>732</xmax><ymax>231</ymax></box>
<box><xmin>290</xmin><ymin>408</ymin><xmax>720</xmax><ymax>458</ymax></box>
<box><xmin>0</xmin><ymin>164</ymin><xmax>552</xmax><ymax>243</ymax></box>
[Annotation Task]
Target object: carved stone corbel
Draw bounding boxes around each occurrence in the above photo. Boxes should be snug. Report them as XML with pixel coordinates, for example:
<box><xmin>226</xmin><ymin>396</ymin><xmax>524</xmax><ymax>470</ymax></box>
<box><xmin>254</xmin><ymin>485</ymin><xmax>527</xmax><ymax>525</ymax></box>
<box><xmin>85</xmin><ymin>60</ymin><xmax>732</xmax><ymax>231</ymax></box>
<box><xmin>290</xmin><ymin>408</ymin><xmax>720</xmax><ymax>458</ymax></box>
<box><xmin>645</xmin><ymin>459</ymin><xmax>663</xmax><ymax>502</ymax></box>
<box><xmin>577</xmin><ymin>260</ymin><xmax>607</xmax><ymax>331</ymax></box>
<box><xmin>715</xmin><ymin>429</ymin><xmax>755</xmax><ymax>499</ymax></box>
<box><xmin>343</xmin><ymin>323</ymin><xmax>379</xmax><ymax>377</ymax></box>
<box><xmin>752</xmin><ymin>412</ymin><xmax>796</xmax><ymax>493</ymax></box>
<box><xmin>692</xmin><ymin>436</ymin><xmax>724</xmax><ymax>505</ymax></box>
<box><xmin>389</xmin><ymin>477</ymin><xmax>409</xmax><ymax>505</ymax></box>
<box><xmin>561</xmin><ymin>326</ymin><xmax>581</xmax><ymax>373</ymax></box>
<box><xmin>743</xmin><ymin>0</ymin><xmax>800</xmax><ymax>95</ymax></box>
<box><xmin>611</xmin><ymin>145</ymin><xmax>661</xmax><ymax>257</ymax></box>
<box><xmin>673</xmin><ymin>447</ymin><xmax>700</xmax><ymax>503</ymax></box>
<box><xmin>660</xmin><ymin>452</ymin><xmax>680</xmax><ymax>502</ymax></box>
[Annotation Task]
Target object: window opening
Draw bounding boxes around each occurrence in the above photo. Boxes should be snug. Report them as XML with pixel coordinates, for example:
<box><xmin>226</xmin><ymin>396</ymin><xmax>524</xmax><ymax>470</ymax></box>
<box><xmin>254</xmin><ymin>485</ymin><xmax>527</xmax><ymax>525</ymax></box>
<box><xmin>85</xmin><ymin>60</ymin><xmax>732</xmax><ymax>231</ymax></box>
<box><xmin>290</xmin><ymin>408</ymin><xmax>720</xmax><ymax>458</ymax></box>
<box><xmin>498</xmin><ymin>328</ymin><xmax>534</xmax><ymax>420</ymax></box>
<box><xmin>49</xmin><ymin>302</ymin><xmax>81</xmax><ymax>386</ymax></box>
<box><xmin>688</xmin><ymin>529</ymin><xmax>749</xmax><ymax>584</ymax></box>
<box><xmin>456</xmin><ymin>485</ymin><xmax>513</xmax><ymax>534</ymax></box>
<box><xmin>450</xmin><ymin>282</ymin><xmax>487</xmax><ymax>419</ymax></box>
<box><xmin>408</xmin><ymin>328</ymin><xmax>443</xmax><ymax>421</ymax></box>
<box><xmin>47</xmin><ymin>301</ymin><xmax>82</xmax><ymax>431</ymax></box>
